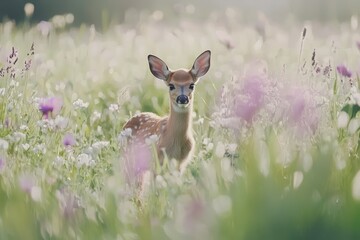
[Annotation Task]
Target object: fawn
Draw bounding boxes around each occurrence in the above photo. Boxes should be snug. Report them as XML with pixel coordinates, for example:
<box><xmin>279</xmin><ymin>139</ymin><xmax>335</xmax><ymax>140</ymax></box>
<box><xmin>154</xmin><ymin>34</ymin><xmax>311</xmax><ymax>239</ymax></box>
<box><xmin>122</xmin><ymin>50</ymin><xmax>211</xmax><ymax>173</ymax></box>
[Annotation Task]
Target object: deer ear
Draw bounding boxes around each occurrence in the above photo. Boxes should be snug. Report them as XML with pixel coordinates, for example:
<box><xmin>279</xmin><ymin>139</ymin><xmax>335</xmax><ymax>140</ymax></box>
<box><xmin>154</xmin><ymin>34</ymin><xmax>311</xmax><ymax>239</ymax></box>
<box><xmin>190</xmin><ymin>50</ymin><xmax>211</xmax><ymax>79</ymax></box>
<box><xmin>148</xmin><ymin>55</ymin><xmax>170</xmax><ymax>80</ymax></box>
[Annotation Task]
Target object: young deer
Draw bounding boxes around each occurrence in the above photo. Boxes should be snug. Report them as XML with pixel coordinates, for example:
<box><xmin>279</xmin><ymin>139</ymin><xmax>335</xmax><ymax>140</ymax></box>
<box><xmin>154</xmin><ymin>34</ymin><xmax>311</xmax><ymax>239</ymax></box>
<box><xmin>122</xmin><ymin>50</ymin><xmax>211</xmax><ymax>172</ymax></box>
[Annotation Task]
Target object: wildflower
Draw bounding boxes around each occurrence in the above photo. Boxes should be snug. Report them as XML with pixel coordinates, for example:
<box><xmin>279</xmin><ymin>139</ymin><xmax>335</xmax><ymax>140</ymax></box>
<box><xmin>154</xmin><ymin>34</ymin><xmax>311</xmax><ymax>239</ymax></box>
<box><xmin>234</xmin><ymin>73</ymin><xmax>266</xmax><ymax>123</ymax></box>
<box><xmin>226</xmin><ymin>143</ymin><xmax>238</xmax><ymax>155</ymax></box>
<box><xmin>337</xmin><ymin>111</ymin><xmax>349</xmax><ymax>128</ymax></box>
<box><xmin>37</xmin><ymin>21</ymin><xmax>52</xmax><ymax>36</ymax></box>
<box><xmin>0</xmin><ymin>139</ymin><xmax>9</xmax><ymax>150</ymax></box>
<box><xmin>63</xmin><ymin>133</ymin><xmax>76</xmax><ymax>147</ymax></box>
<box><xmin>92</xmin><ymin>141</ymin><xmax>109</xmax><ymax>151</ymax></box>
<box><xmin>31</xmin><ymin>186</ymin><xmax>42</xmax><ymax>202</ymax></box>
<box><xmin>91</xmin><ymin>111</ymin><xmax>101</xmax><ymax>123</ymax></box>
<box><xmin>19</xmin><ymin>174</ymin><xmax>35</xmax><ymax>193</ymax></box>
<box><xmin>22</xmin><ymin>143</ymin><xmax>30</xmax><ymax>151</ymax></box>
<box><xmin>124</xmin><ymin>143</ymin><xmax>151</xmax><ymax>183</ymax></box>
<box><xmin>24</xmin><ymin>3</ymin><xmax>34</xmax><ymax>17</ymax></box>
<box><xmin>19</xmin><ymin>125</ymin><xmax>29</xmax><ymax>131</ymax></box>
<box><xmin>348</xmin><ymin>119</ymin><xmax>360</xmax><ymax>134</ymax></box>
<box><xmin>118</xmin><ymin>128</ymin><xmax>132</xmax><ymax>145</ymax></box>
<box><xmin>293</xmin><ymin>171</ymin><xmax>304</xmax><ymax>189</ymax></box>
<box><xmin>215</xmin><ymin>142</ymin><xmax>226</xmax><ymax>158</ymax></box>
<box><xmin>285</xmin><ymin>87</ymin><xmax>306</xmax><ymax>123</ymax></box>
<box><xmin>39</xmin><ymin>97</ymin><xmax>63</xmax><ymax>119</ymax></box>
<box><xmin>73</xmin><ymin>98</ymin><xmax>89</xmax><ymax>109</ymax></box>
<box><xmin>145</xmin><ymin>134</ymin><xmax>159</xmax><ymax>145</ymax></box>
<box><xmin>7</xmin><ymin>47</ymin><xmax>18</xmax><ymax>65</ymax></box>
<box><xmin>109</xmin><ymin>103</ymin><xmax>119</xmax><ymax>112</ymax></box>
<box><xmin>336</xmin><ymin>64</ymin><xmax>352</xmax><ymax>78</ymax></box>
<box><xmin>77</xmin><ymin>153</ymin><xmax>94</xmax><ymax>167</ymax></box>
<box><xmin>54</xmin><ymin>156</ymin><xmax>65</xmax><ymax>165</ymax></box>
<box><xmin>33</xmin><ymin>143</ymin><xmax>47</xmax><ymax>154</ymax></box>
<box><xmin>10</xmin><ymin>80</ymin><xmax>19</xmax><ymax>87</ymax></box>
<box><xmin>54</xmin><ymin>115</ymin><xmax>68</xmax><ymax>129</ymax></box>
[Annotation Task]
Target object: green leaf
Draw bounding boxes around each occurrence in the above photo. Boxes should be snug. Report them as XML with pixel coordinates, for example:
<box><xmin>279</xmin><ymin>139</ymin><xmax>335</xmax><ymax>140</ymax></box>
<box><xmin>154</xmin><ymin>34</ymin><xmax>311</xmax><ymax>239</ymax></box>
<box><xmin>341</xmin><ymin>104</ymin><xmax>360</xmax><ymax>119</ymax></box>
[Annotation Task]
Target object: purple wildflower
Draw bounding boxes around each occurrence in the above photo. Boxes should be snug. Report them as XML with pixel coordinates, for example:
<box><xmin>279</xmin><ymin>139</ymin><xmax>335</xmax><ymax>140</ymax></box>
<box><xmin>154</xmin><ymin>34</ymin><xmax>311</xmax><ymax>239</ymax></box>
<box><xmin>283</xmin><ymin>86</ymin><xmax>319</xmax><ymax>135</ymax></box>
<box><xmin>285</xmin><ymin>87</ymin><xmax>306</xmax><ymax>123</ymax></box>
<box><xmin>63</xmin><ymin>133</ymin><xmax>76</xmax><ymax>147</ymax></box>
<box><xmin>124</xmin><ymin>143</ymin><xmax>151</xmax><ymax>185</ymax></box>
<box><xmin>336</xmin><ymin>64</ymin><xmax>352</xmax><ymax>78</ymax></box>
<box><xmin>234</xmin><ymin>73</ymin><xmax>266</xmax><ymax>123</ymax></box>
<box><xmin>39</xmin><ymin>97</ymin><xmax>63</xmax><ymax>119</ymax></box>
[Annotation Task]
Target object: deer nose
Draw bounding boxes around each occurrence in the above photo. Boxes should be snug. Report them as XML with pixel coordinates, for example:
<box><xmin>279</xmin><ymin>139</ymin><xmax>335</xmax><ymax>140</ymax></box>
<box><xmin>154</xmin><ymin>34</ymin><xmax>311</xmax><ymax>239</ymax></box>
<box><xmin>176</xmin><ymin>95</ymin><xmax>189</xmax><ymax>104</ymax></box>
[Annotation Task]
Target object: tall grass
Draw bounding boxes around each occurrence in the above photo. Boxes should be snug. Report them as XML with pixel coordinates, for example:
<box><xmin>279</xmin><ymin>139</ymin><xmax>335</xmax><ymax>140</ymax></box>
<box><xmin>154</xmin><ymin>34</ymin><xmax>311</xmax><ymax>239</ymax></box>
<box><xmin>1</xmin><ymin>10</ymin><xmax>360</xmax><ymax>239</ymax></box>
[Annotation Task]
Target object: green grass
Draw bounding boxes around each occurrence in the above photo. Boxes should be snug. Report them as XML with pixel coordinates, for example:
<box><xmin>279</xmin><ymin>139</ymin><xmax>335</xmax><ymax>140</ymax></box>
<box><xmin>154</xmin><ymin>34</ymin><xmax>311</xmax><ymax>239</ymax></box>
<box><xmin>1</xmin><ymin>11</ymin><xmax>360</xmax><ymax>239</ymax></box>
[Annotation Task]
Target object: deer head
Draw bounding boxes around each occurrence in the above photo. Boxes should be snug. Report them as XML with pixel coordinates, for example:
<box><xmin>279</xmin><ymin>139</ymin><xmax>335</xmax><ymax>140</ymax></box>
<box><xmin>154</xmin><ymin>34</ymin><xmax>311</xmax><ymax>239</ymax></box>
<box><xmin>148</xmin><ymin>50</ymin><xmax>211</xmax><ymax>113</ymax></box>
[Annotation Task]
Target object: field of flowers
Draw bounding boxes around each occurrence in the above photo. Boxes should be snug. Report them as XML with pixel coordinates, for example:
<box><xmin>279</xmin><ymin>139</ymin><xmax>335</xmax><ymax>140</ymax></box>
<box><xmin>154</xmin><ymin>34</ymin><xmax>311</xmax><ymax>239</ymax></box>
<box><xmin>1</xmin><ymin>9</ymin><xmax>360</xmax><ymax>240</ymax></box>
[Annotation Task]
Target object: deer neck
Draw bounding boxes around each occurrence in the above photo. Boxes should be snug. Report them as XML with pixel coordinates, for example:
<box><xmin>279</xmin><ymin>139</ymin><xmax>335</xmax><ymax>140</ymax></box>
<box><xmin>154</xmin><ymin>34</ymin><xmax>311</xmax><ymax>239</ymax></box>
<box><xmin>166</xmin><ymin>101</ymin><xmax>193</xmax><ymax>139</ymax></box>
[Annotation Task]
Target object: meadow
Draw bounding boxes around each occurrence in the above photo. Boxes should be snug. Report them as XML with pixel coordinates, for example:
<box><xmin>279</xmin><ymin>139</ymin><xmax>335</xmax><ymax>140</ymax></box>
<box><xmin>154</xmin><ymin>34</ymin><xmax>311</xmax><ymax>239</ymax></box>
<box><xmin>1</xmin><ymin>8</ymin><xmax>360</xmax><ymax>240</ymax></box>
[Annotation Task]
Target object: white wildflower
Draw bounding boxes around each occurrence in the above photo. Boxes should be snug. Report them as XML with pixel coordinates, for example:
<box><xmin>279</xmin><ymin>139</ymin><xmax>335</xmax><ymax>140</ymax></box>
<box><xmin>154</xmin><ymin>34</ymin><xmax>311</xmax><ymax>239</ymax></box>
<box><xmin>24</xmin><ymin>3</ymin><xmax>35</xmax><ymax>17</ymax></box>
<box><xmin>215</xmin><ymin>142</ymin><xmax>226</xmax><ymax>158</ymax></box>
<box><xmin>206</xmin><ymin>142</ymin><xmax>214</xmax><ymax>152</ymax></box>
<box><xmin>337</xmin><ymin>111</ymin><xmax>349</xmax><ymax>129</ymax></box>
<box><xmin>20</xmin><ymin>125</ymin><xmax>29</xmax><ymax>131</ymax></box>
<box><xmin>203</xmin><ymin>138</ymin><xmax>211</xmax><ymax>145</ymax></box>
<box><xmin>54</xmin><ymin>115</ymin><xmax>68</xmax><ymax>129</ymax></box>
<box><xmin>118</xmin><ymin>128</ymin><xmax>132</xmax><ymax>145</ymax></box>
<box><xmin>73</xmin><ymin>99</ymin><xmax>89</xmax><ymax>109</ymax></box>
<box><xmin>226</xmin><ymin>143</ymin><xmax>237</xmax><ymax>155</ymax></box>
<box><xmin>145</xmin><ymin>134</ymin><xmax>159</xmax><ymax>145</ymax></box>
<box><xmin>77</xmin><ymin>153</ymin><xmax>94</xmax><ymax>167</ymax></box>
<box><xmin>0</xmin><ymin>139</ymin><xmax>9</xmax><ymax>150</ymax></box>
<box><xmin>91</xmin><ymin>111</ymin><xmax>101</xmax><ymax>123</ymax></box>
<box><xmin>348</xmin><ymin>118</ymin><xmax>360</xmax><ymax>134</ymax></box>
<box><xmin>293</xmin><ymin>171</ymin><xmax>304</xmax><ymax>189</ymax></box>
<box><xmin>96</xmin><ymin>126</ymin><xmax>103</xmax><ymax>135</ymax></box>
<box><xmin>92</xmin><ymin>141</ymin><xmax>110</xmax><ymax>151</ymax></box>
<box><xmin>54</xmin><ymin>156</ymin><xmax>65</xmax><ymax>165</ymax></box>
<box><xmin>55</xmin><ymin>82</ymin><xmax>66</xmax><ymax>91</ymax></box>
<box><xmin>10</xmin><ymin>80</ymin><xmax>19</xmax><ymax>87</ymax></box>
<box><xmin>37</xmin><ymin>119</ymin><xmax>52</xmax><ymax>132</ymax></box>
<box><xmin>109</xmin><ymin>103</ymin><xmax>119</xmax><ymax>112</ymax></box>
<box><xmin>31</xmin><ymin>186</ymin><xmax>42</xmax><ymax>202</ymax></box>
<box><xmin>33</xmin><ymin>144</ymin><xmax>47</xmax><ymax>154</ymax></box>
<box><xmin>22</xmin><ymin>143</ymin><xmax>30</xmax><ymax>151</ymax></box>
<box><xmin>0</xmin><ymin>88</ymin><xmax>5</xmax><ymax>96</ymax></box>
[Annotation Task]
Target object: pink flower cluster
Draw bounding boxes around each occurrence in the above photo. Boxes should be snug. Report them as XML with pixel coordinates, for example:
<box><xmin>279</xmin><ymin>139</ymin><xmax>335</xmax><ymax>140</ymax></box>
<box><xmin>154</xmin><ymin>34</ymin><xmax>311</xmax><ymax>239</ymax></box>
<box><xmin>214</xmin><ymin>61</ymin><xmax>321</xmax><ymax>135</ymax></box>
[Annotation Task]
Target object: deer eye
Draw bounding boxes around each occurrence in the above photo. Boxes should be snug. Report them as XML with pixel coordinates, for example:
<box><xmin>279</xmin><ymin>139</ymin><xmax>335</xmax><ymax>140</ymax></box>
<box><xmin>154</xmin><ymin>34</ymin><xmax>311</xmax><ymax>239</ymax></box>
<box><xmin>189</xmin><ymin>83</ymin><xmax>195</xmax><ymax>90</ymax></box>
<box><xmin>169</xmin><ymin>84</ymin><xmax>175</xmax><ymax>91</ymax></box>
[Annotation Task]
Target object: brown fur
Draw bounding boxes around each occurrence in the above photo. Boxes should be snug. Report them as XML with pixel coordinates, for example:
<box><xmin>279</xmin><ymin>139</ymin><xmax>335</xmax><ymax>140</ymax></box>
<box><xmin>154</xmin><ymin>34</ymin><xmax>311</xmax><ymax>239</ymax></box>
<box><xmin>122</xmin><ymin>50</ymin><xmax>210</xmax><ymax>173</ymax></box>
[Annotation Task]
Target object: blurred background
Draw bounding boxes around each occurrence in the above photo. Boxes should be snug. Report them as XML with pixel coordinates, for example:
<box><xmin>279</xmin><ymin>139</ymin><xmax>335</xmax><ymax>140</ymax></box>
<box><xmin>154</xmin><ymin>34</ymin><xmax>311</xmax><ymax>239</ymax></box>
<box><xmin>0</xmin><ymin>0</ymin><xmax>359</xmax><ymax>26</ymax></box>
